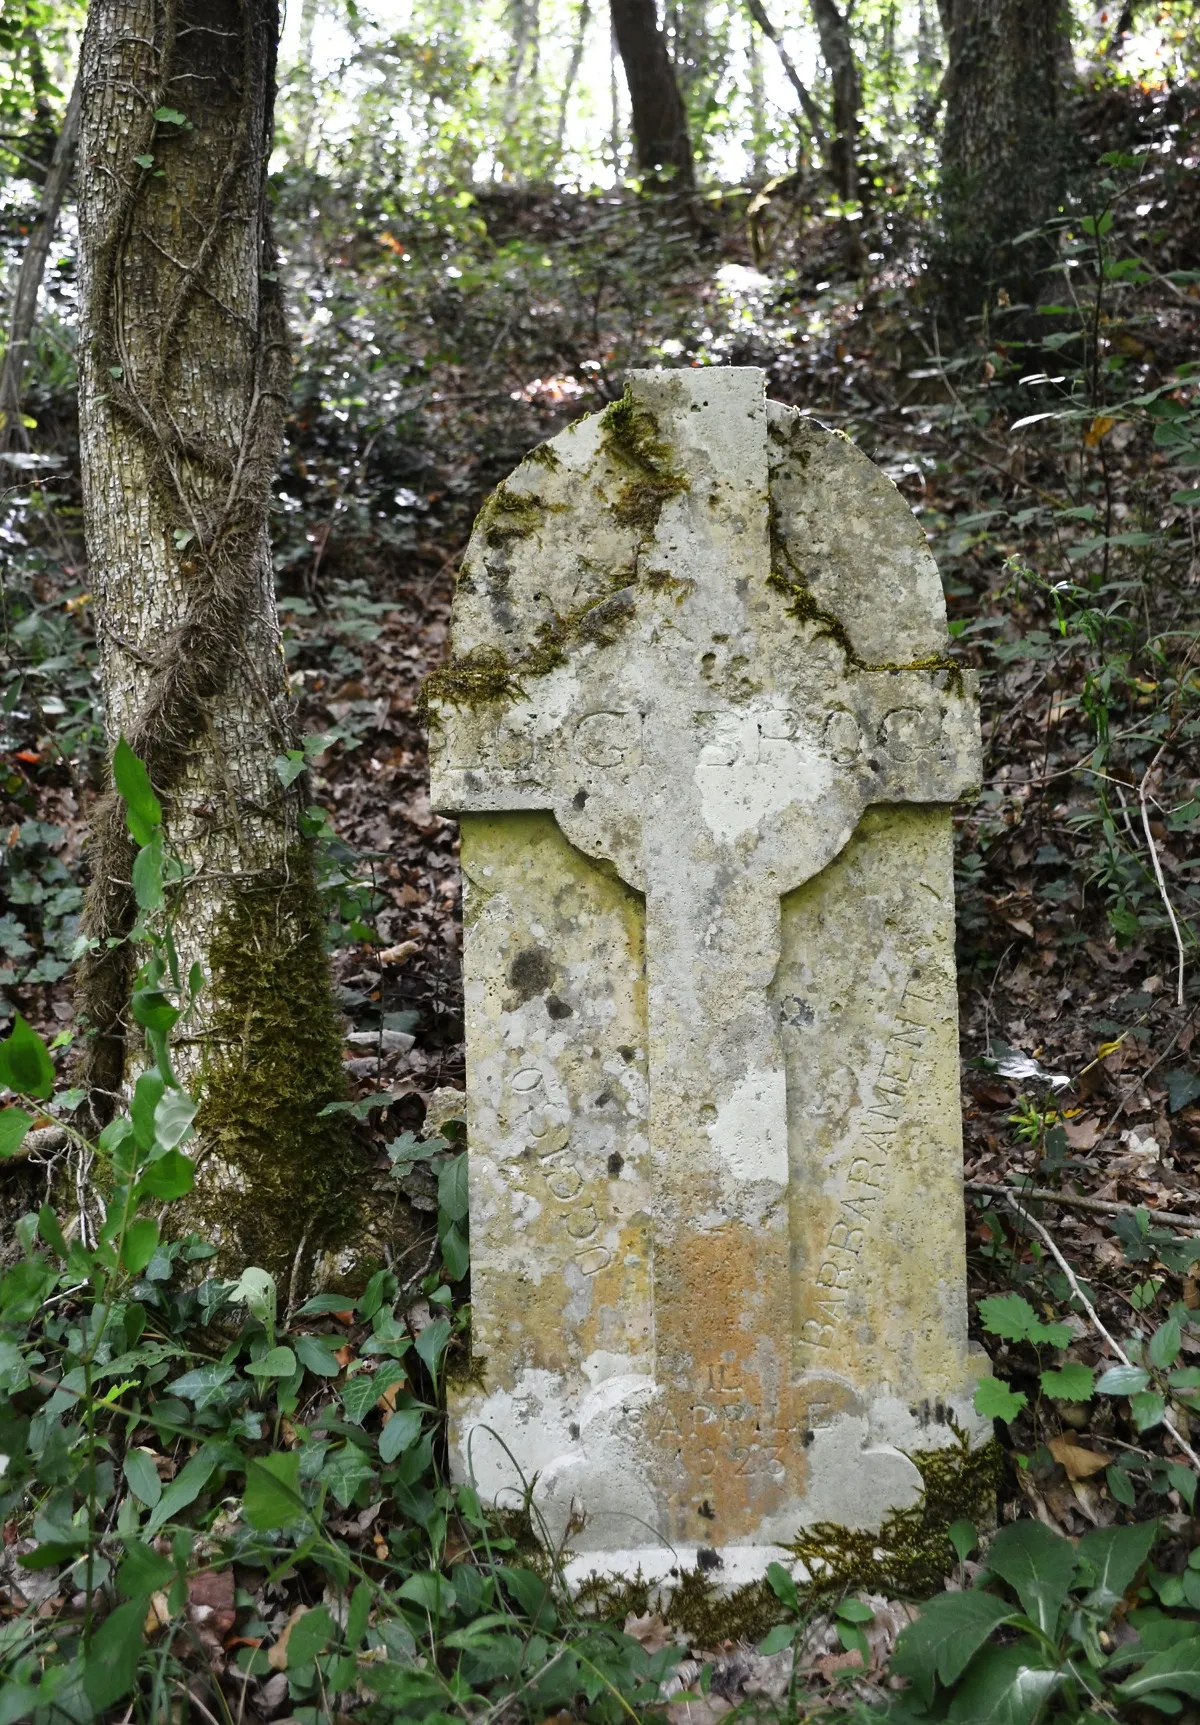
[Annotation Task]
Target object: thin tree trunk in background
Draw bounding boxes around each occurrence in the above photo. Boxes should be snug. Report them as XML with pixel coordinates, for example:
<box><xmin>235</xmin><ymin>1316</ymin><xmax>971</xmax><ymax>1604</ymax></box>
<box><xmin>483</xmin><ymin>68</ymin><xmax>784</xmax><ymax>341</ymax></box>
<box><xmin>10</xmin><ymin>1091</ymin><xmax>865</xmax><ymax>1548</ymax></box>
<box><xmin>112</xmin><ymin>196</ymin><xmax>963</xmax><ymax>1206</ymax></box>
<box><xmin>937</xmin><ymin>0</ymin><xmax>1072</xmax><ymax>319</ymax></box>
<box><xmin>0</xmin><ymin>70</ymin><xmax>80</xmax><ymax>451</ymax></box>
<box><xmin>610</xmin><ymin>0</ymin><xmax>696</xmax><ymax>192</ymax></box>
<box><xmin>747</xmin><ymin>14</ymin><xmax>767</xmax><ymax>181</ymax></box>
<box><xmin>809</xmin><ymin>0</ymin><xmax>861</xmax><ymax>202</ymax></box>
<box><xmin>745</xmin><ymin>0</ymin><xmax>826</xmax><ymax>161</ymax></box>
<box><xmin>504</xmin><ymin>0</ymin><xmax>541</xmax><ymax>135</ymax></box>
<box><xmin>294</xmin><ymin>0</ymin><xmax>320</xmax><ymax>168</ymax></box>
<box><xmin>610</xmin><ymin>20</ymin><xmax>622</xmax><ymax>175</ymax></box>
<box><xmin>76</xmin><ymin>0</ymin><xmax>356</xmax><ymax>1280</ymax></box>
<box><xmin>555</xmin><ymin>0</ymin><xmax>592</xmax><ymax>162</ymax></box>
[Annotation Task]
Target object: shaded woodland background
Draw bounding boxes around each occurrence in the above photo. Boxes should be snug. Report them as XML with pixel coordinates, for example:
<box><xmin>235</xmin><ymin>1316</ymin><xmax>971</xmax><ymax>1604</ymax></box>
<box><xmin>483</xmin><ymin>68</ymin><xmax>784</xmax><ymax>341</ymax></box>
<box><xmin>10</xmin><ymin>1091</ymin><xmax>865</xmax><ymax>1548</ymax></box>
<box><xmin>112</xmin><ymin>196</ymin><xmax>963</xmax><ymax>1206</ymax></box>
<box><xmin>2</xmin><ymin>1</ymin><xmax>1200</xmax><ymax>1719</ymax></box>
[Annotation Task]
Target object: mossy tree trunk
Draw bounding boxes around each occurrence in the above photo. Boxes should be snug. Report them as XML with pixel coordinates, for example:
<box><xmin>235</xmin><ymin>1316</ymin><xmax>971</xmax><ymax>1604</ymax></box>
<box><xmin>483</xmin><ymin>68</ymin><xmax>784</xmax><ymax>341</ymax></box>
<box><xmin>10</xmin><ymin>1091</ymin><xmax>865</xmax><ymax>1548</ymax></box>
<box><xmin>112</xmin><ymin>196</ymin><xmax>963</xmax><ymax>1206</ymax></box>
<box><xmin>75</xmin><ymin>0</ymin><xmax>357</xmax><ymax>1281</ymax></box>
<box><xmin>936</xmin><ymin>0</ymin><xmax>1073</xmax><ymax>320</ymax></box>
<box><xmin>610</xmin><ymin>0</ymin><xmax>696</xmax><ymax>194</ymax></box>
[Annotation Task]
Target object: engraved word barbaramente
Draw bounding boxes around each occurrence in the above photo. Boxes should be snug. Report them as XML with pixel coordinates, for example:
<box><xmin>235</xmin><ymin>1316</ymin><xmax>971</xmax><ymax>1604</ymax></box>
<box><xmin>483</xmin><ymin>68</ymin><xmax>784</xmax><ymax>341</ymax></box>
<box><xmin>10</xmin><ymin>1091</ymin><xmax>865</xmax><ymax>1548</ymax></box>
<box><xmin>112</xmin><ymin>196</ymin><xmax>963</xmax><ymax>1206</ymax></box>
<box><xmin>427</xmin><ymin>367</ymin><xmax>990</xmax><ymax>1591</ymax></box>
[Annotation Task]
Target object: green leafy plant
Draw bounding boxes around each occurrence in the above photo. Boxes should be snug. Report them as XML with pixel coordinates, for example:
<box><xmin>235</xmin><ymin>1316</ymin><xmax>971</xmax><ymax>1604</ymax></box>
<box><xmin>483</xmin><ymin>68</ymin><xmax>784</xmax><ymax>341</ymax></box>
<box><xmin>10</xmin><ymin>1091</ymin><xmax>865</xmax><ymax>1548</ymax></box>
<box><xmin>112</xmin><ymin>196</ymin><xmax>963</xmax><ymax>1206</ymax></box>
<box><xmin>876</xmin><ymin>1519</ymin><xmax>1200</xmax><ymax>1722</ymax></box>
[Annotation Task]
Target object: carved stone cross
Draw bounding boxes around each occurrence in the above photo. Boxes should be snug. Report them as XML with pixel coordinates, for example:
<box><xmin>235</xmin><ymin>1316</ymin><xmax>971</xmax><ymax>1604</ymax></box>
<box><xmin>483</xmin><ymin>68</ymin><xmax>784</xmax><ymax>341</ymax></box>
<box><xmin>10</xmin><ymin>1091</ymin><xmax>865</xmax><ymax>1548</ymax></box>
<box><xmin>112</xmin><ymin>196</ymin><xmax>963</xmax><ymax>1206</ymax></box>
<box><xmin>429</xmin><ymin>368</ymin><xmax>988</xmax><ymax>1587</ymax></box>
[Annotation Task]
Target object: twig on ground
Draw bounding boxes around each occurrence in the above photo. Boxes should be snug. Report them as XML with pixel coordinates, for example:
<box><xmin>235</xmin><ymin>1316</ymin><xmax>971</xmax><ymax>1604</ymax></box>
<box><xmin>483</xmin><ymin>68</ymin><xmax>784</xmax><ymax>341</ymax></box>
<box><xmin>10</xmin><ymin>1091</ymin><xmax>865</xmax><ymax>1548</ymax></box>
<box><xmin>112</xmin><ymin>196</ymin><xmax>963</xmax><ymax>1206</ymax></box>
<box><xmin>997</xmin><ymin>1186</ymin><xmax>1200</xmax><ymax>1472</ymax></box>
<box><xmin>967</xmin><ymin>1180</ymin><xmax>1199</xmax><ymax>1231</ymax></box>
<box><xmin>1139</xmin><ymin>761</ymin><xmax>1187</xmax><ymax>1008</ymax></box>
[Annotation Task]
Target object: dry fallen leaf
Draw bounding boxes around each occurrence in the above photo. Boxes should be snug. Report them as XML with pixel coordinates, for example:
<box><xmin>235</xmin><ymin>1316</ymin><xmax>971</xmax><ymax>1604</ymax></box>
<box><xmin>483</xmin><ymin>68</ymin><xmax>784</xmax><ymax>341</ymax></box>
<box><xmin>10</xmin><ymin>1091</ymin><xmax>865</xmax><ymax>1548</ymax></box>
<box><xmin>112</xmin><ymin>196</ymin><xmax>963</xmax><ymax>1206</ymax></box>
<box><xmin>665</xmin><ymin>1697</ymin><xmax>732</xmax><ymax>1724</ymax></box>
<box><xmin>1063</xmin><ymin>1115</ymin><xmax>1101</xmax><ymax>1150</ymax></box>
<box><xmin>813</xmin><ymin>1647</ymin><xmax>866</xmax><ymax>1683</ymax></box>
<box><xmin>269</xmin><ymin>1604</ymin><xmax>314</xmax><ymax>1672</ymax></box>
<box><xmin>145</xmin><ymin>1592</ymin><xmax>172</xmax><ymax>1636</ymax></box>
<box><xmin>624</xmin><ymin>1612</ymin><xmax>674</xmax><ymax>1653</ymax></box>
<box><xmin>1049</xmin><ymin>1435</ymin><xmax>1110</xmax><ymax>1480</ymax></box>
<box><xmin>379</xmin><ymin>940</ymin><xmax>420</xmax><ymax>966</ymax></box>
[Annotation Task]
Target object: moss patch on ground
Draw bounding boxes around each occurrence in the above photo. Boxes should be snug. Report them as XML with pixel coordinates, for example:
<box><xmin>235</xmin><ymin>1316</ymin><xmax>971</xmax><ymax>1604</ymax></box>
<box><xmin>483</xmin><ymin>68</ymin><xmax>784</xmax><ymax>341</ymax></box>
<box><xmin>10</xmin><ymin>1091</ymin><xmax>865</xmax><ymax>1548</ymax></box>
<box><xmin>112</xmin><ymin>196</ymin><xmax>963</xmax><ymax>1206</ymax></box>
<box><xmin>191</xmin><ymin>857</ymin><xmax>363</xmax><ymax>1281</ymax></box>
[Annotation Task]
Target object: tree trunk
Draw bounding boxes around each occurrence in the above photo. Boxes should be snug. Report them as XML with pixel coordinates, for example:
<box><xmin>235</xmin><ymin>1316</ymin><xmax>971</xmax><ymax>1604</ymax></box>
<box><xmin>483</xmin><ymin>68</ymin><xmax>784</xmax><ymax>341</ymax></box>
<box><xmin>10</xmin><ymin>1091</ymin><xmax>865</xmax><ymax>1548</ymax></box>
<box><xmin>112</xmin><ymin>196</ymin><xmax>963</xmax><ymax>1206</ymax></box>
<box><xmin>75</xmin><ymin>0</ymin><xmax>357</xmax><ymax>1280</ymax></box>
<box><xmin>0</xmin><ymin>70</ymin><xmax>80</xmax><ymax>452</ymax></box>
<box><xmin>610</xmin><ymin>0</ymin><xmax>696</xmax><ymax>193</ymax></box>
<box><xmin>293</xmin><ymin>0</ymin><xmax>320</xmax><ymax>168</ymax></box>
<box><xmin>554</xmin><ymin>0</ymin><xmax>592</xmax><ymax>162</ymax></box>
<box><xmin>745</xmin><ymin>0</ymin><xmax>826</xmax><ymax>164</ymax></box>
<box><xmin>809</xmin><ymin>0</ymin><xmax>860</xmax><ymax>203</ymax></box>
<box><xmin>937</xmin><ymin>0</ymin><xmax>1072</xmax><ymax>319</ymax></box>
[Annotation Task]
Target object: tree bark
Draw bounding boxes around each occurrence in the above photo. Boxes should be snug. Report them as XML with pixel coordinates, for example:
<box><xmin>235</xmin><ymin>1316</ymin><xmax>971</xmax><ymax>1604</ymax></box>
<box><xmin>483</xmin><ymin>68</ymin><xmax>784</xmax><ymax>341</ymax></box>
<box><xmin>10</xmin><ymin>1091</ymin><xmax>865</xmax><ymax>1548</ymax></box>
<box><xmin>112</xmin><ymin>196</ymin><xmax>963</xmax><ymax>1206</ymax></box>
<box><xmin>0</xmin><ymin>69</ymin><xmax>81</xmax><ymax>452</ymax></box>
<box><xmin>809</xmin><ymin>0</ymin><xmax>860</xmax><ymax>203</ymax></box>
<box><xmin>937</xmin><ymin>0</ymin><xmax>1072</xmax><ymax>318</ymax></box>
<box><xmin>75</xmin><ymin>0</ymin><xmax>357</xmax><ymax>1279</ymax></box>
<box><xmin>744</xmin><ymin>0</ymin><xmax>826</xmax><ymax>162</ymax></box>
<box><xmin>610</xmin><ymin>0</ymin><xmax>695</xmax><ymax>192</ymax></box>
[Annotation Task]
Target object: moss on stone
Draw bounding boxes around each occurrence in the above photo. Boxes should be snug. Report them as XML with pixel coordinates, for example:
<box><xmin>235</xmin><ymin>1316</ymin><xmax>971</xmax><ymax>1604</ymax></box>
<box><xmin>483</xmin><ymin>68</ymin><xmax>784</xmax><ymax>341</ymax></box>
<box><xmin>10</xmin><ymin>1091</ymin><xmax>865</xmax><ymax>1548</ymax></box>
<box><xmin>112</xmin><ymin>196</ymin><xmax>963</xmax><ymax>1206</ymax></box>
<box><xmin>600</xmin><ymin>385</ymin><xmax>690</xmax><ymax>534</ymax></box>
<box><xmin>526</xmin><ymin>441</ymin><xmax>562</xmax><ymax>471</ymax></box>
<box><xmin>190</xmin><ymin>857</ymin><xmax>363</xmax><ymax>1280</ymax></box>
<box><xmin>788</xmin><ymin>1424</ymin><xmax>1001</xmax><ymax>1600</ymax></box>
<box><xmin>768</xmin><ymin>498</ymin><xmax>964</xmax><ymax>693</ymax></box>
<box><xmin>476</xmin><ymin>481</ymin><xmax>554</xmax><ymax>547</ymax></box>
<box><xmin>422</xmin><ymin>584</ymin><xmax>637</xmax><ymax>718</ymax></box>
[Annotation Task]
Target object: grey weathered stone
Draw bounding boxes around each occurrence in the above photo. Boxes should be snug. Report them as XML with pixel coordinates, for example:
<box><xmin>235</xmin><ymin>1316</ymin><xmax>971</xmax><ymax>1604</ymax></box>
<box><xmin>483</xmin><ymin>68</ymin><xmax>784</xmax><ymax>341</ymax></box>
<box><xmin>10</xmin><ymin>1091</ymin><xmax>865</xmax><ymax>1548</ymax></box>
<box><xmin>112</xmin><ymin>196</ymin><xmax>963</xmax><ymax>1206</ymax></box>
<box><xmin>428</xmin><ymin>367</ymin><xmax>987</xmax><ymax>1587</ymax></box>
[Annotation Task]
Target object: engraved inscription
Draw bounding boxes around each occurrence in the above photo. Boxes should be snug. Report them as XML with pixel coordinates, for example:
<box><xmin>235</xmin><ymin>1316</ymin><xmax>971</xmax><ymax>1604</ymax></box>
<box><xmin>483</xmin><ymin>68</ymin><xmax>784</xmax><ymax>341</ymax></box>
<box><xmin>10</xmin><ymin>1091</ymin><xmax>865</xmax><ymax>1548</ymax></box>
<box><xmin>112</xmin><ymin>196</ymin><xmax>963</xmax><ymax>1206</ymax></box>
<box><xmin>798</xmin><ymin>971</ymin><xmax>938</xmax><ymax>1355</ymax></box>
<box><xmin>506</xmin><ymin>1068</ymin><xmax>607</xmax><ymax>1269</ymax></box>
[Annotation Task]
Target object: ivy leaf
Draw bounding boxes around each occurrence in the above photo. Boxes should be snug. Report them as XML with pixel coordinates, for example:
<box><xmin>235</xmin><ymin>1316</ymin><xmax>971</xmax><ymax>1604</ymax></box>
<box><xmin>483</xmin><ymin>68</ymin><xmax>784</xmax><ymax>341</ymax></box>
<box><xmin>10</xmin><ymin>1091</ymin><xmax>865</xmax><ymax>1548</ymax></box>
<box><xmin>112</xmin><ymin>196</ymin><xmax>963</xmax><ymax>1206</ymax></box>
<box><xmin>1165</xmin><ymin>1069</ymin><xmax>1200</xmax><ymax>1114</ymax></box>
<box><xmin>341</xmin><ymin>1362</ymin><xmax>405</xmax><ymax>1425</ymax></box>
<box><xmin>0</xmin><ymin>1105</ymin><xmax>33</xmax><ymax>1158</ymax></box>
<box><xmin>245</xmin><ymin>1345</ymin><xmax>297</xmax><ymax>1378</ymax></box>
<box><xmin>974</xmin><ymin>1376</ymin><xmax>1027</xmax><ymax>1423</ymax></box>
<box><xmin>0</xmin><ymin>1014</ymin><xmax>55</xmax><ymax>1100</ymax></box>
<box><xmin>440</xmin><ymin>1221</ymin><xmax>468</xmax><ymax>1282</ymax></box>
<box><xmin>320</xmin><ymin>1445</ymin><xmax>376</xmax><ymax>1507</ymax></box>
<box><xmin>122</xmin><ymin>1448</ymin><xmax>163</xmax><ymax>1509</ymax></box>
<box><xmin>153</xmin><ymin>105</ymin><xmax>188</xmax><ymax>125</ymax></box>
<box><xmin>274</xmin><ymin>751</ymin><xmax>306</xmax><ymax>787</ymax></box>
<box><xmin>1097</xmin><ymin>1363</ymin><xmax>1150</xmax><ymax>1395</ymax></box>
<box><xmin>284</xmin><ymin>1605</ymin><xmax>334</xmax><ymax>1669</ymax></box>
<box><xmin>1039</xmin><ymin>1362</ymin><xmax>1096</xmax><ymax>1401</ymax></box>
<box><xmin>138</xmin><ymin>1149</ymin><xmax>195</xmax><ymax>1201</ymax></box>
<box><xmin>437</xmin><ymin>1152</ymin><xmax>469</xmax><ymax>1222</ymax></box>
<box><xmin>243</xmin><ymin>1452</ymin><xmax>301</xmax><ymax>1530</ymax></box>
<box><xmin>82</xmin><ymin>1597</ymin><xmax>147</xmax><ymax>1711</ymax></box>
<box><xmin>112</xmin><ymin>738</ymin><xmax>162</xmax><ymax>846</ymax></box>
<box><xmin>144</xmin><ymin>1453</ymin><xmax>215</xmax><ymax>1537</ymax></box>
<box><xmin>153</xmin><ymin>1087</ymin><xmax>196</xmax><ymax>1150</ymax></box>
<box><xmin>414</xmin><ymin>1317</ymin><xmax>451</xmax><ymax>1384</ymax></box>
<box><xmin>121</xmin><ymin>1218</ymin><xmax>160</xmax><ymax>1276</ymax></box>
<box><xmin>1131</xmin><ymin>1390</ymin><xmax>1167</xmax><ymax>1433</ymax></box>
<box><xmin>379</xmin><ymin>1407</ymin><xmax>422</xmax><ymax>1463</ymax></box>
<box><xmin>132</xmin><ymin>835</ymin><xmax>163</xmax><ymax>911</ymax></box>
<box><xmin>397</xmin><ymin>1570</ymin><xmax>456</xmax><ymax>1614</ymax></box>
<box><xmin>293</xmin><ymin>1334</ymin><xmax>342</xmax><ymax>1378</ymax></box>
<box><xmin>133</xmin><ymin>153</ymin><xmax>154</xmax><ymax>169</ymax></box>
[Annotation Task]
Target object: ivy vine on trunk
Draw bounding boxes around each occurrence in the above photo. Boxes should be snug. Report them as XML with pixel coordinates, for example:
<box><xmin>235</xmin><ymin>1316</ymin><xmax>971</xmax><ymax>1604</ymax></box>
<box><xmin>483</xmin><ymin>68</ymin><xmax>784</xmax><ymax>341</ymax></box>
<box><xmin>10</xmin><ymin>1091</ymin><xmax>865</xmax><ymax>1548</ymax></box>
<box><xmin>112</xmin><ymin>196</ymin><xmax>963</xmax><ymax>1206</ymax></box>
<box><xmin>74</xmin><ymin>0</ymin><xmax>360</xmax><ymax>1279</ymax></box>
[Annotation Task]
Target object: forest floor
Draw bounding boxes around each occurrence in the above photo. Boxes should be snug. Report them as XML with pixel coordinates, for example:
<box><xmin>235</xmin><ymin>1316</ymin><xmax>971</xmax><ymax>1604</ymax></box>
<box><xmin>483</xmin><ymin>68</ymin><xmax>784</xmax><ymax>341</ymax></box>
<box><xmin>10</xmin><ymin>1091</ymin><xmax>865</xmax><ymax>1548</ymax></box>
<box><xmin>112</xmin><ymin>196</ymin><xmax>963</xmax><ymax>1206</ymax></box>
<box><xmin>2</xmin><ymin>72</ymin><xmax>1200</xmax><ymax>1717</ymax></box>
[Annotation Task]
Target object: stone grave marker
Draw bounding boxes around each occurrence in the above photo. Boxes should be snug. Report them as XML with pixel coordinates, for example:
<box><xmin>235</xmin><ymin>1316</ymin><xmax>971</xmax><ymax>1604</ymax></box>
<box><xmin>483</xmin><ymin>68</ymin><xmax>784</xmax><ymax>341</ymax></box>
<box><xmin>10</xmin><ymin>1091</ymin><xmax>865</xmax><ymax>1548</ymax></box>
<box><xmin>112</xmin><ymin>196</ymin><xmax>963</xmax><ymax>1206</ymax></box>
<box><xmin>427</xmin><ymin>367</ymin><xmax>989</xmax><ymax>1586</ymax></box>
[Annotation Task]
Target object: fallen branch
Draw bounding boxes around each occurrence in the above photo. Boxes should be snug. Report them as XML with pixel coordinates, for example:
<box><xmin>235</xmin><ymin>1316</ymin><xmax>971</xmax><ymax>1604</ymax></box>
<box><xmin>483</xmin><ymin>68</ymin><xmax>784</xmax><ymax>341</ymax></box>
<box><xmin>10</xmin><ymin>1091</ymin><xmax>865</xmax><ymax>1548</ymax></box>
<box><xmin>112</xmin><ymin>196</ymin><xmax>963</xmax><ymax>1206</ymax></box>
<box><xmin>967</xmin><ymin>1180</ymin><xmax>1200</xmax><ymax>1233</ymax></box>
<box><xmin>995</xmin><ymin>1186</ymin><xmax>1200</xmax><ymax>1473</ymax></box>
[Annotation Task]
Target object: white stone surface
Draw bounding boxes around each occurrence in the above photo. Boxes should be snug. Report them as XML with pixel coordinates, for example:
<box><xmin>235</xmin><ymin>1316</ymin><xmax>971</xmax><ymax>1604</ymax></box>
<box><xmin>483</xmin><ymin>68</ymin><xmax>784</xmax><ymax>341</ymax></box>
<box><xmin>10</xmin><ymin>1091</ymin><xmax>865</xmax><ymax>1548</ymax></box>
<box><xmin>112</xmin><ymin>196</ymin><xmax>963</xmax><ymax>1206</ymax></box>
<box><xmin>429</xmin><ymin>368</ymin><xmax>987</xmax><ymax>1582</ymax></box>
